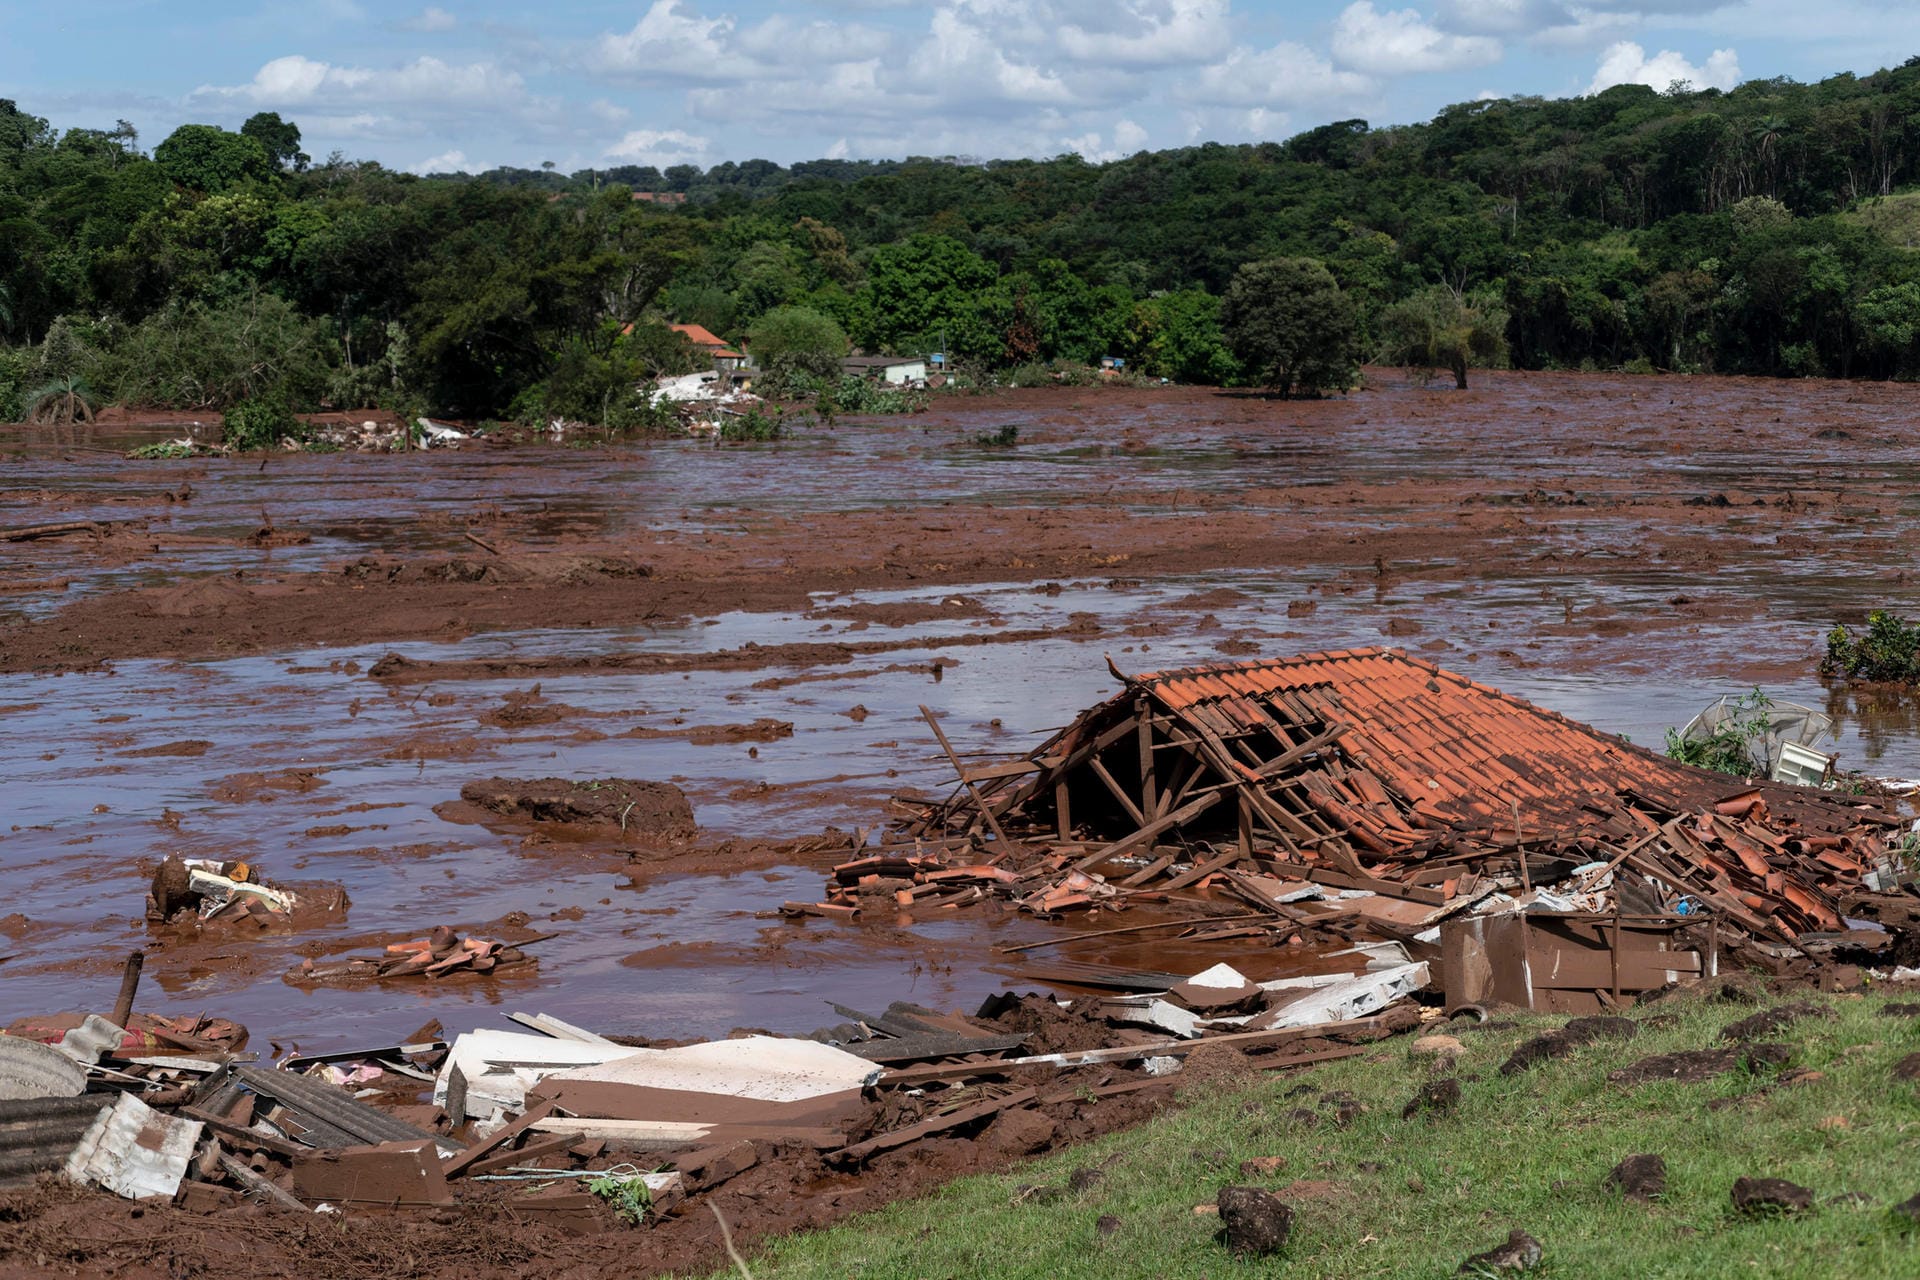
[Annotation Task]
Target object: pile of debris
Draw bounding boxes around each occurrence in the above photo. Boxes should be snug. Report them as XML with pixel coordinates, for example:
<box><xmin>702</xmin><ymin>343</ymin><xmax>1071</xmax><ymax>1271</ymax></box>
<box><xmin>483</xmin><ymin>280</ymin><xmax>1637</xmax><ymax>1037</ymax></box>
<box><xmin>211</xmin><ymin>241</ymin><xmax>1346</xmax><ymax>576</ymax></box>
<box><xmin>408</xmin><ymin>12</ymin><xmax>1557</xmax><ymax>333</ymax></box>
<box><xmin>789</xmin><ymin>649</ymin><xmax>1915</xmax><ymax>1012</ymax></box>
<box><xmin>288</xmin><ymin>925</ymin><xmax>543</xmax><ymax>987</ymax></box>
<box><xmin>648</xmin><ymin>372</ymin><xmax>765</xmax><ymax>436</ymax></box>
<box><xmin>0</xmin><ymin>944</ymin><xmax>1413</xmax><ymax>1236</ymax></box>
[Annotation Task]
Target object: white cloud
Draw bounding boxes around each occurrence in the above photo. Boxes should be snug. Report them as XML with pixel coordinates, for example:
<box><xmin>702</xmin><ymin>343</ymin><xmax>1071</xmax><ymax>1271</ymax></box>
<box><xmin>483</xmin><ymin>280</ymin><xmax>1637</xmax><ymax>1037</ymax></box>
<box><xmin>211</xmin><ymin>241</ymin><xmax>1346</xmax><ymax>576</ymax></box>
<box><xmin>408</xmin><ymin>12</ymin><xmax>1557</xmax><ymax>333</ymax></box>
<box><xmin>604</xmin><ymin>127</ymin><xmax>710</xmax><ymax>166</ymax></box>
<box><xmin>592</xmin><ymin>0</ymin><xmax>744</xmax><ymax>80</ymax></box>
<box><xmin>913</xmin><ymin>2</ymin><xmax>1076</xmax><ymax>105</ymax></box>
<box><xmin>1587</xmin><ymin>40</ymin><xmax>1739</xmax><ymax>92</ymax></box>
<box><xmin>414</xmin><ymin>147</ymin><xmax>468</xmax><ymax>173</ymax></box>
<box><xmin>1185</xmin><ymin>41</ymin><xmax>1375</xmax><ymax>108</ymax></box>
<box><xmin>397</xmin><ymin>6</ymin><xmax>456</xmax><ymax>32</ymax></box>
<box><xmin>1057</xmin><ymin>0</ymin><xmax>1232</xmax><ymax>66</ymax></box>
<box><xmin>1333</xmin><ymin>2</ymin><xmax>1504</xmax><ymax>73</ymax></box>
<box><xmin>1063</xmin><ymin>117</ymin><xmax>1150</xmax><ymax>162</ymax></box>
<box><xmin>199</xmin><ymin>54</ymin><xmax>520</xmax><ymax>107</ymax></box>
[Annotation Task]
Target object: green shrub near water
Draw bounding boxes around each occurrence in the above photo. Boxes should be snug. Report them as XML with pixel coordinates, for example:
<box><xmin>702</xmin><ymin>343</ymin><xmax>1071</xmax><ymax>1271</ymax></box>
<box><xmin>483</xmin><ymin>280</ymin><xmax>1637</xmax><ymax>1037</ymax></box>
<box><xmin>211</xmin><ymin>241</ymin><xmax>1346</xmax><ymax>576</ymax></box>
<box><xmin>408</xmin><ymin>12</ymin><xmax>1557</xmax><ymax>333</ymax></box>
<box><xmin>1663</xmin><ymin>687</ymin><xmax>1773</xmax><ymax>777</ymax></box>
<box><xmin>220</xmin><ymin>393</ymin><xmax>305</xmax><ymax>451</ymax></box>
<box><xmin>717</xmin><ymin>405</ymin><xmax>787</xmax><ymax>442</ymax></box>
<box><xmin>1822</xmin><ymin>610</ymin><xmax>1920</xmax><ymax>683</ymax></box>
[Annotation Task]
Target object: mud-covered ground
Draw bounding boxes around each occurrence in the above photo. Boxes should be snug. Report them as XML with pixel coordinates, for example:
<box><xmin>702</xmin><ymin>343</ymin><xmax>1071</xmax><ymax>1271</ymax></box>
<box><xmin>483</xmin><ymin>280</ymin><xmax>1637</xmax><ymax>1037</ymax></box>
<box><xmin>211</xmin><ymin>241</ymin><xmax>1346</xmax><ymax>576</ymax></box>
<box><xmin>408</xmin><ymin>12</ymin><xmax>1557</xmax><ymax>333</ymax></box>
<box><xmin>5</xmin><ymin>370</ymin><xmax>1920</xmax><ymax>1047</ymax></box>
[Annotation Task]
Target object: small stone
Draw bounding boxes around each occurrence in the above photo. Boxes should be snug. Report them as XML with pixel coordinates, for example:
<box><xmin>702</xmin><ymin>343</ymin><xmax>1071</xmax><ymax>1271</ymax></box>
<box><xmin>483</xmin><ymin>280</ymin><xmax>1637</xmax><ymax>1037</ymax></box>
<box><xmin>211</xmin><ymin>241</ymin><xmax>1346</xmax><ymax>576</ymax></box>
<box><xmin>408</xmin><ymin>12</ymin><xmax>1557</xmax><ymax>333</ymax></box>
<box><xmin>1402</xmin><ymin>1077</ymin><xmax>1461</xmax><ymax>1120</ymax></box>
<box><xmin>1412</xmin><ymin>1034</ymin><xmax>1464</xmax><ymax>1058</ymax></box>
<box><xmin>1732</xmin><ymin>1177</ymin><xmax>1815</xmax><ymax>1216</ymax></box>
<box><xmin>1239</xmin><ymin>1156</ymin><xmax>1287</xmax><ymax>1177</ymax></box>
<box><xmin>1193</xmin><ymin>1203</ymin><xmax>1219</xmax><ymax>1216</ymax></box>
<box><xmin>1605</xmin><ymin>1154</ymin><xmax>1666</xmax><ymax>1202</ymax></box>
<box><xmin>1216</xmin><ymin>1185</ymin><xmax>1294</xmax><ymax>1257</ymax></box>
<box><xmin>1459</xmin><ymin>1228</ymin><xmax>1543</xmax><ymax>1273</ymax></box>
<box><xmin>1068</xmin><ymin>1165</ymin><xmax>1105</xmax><ymax>1193</ymax></box>
<box><xmin>1095</xmin><ymin>1214</ymin><xmax>1123</xmax><ymax>1236</ymax></box>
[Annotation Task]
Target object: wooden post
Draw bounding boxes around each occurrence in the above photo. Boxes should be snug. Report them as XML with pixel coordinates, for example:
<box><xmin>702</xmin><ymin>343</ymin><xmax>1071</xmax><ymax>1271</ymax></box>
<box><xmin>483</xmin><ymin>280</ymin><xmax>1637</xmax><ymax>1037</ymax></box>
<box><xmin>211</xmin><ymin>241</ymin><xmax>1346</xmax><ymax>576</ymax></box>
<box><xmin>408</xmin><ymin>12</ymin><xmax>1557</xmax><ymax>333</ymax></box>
<box><xmin>1237</xmin><ymin>793</ymin><xmax>1253</xmax><ymax>858</ymax></box>
<box><xmin>919</xmin><ymin>705</ymin><xmax>1014</xmax><ymax>850</ymax></box>
<box><xmin>1135</xmin><ymin>699</ymin><xmax>1157</xmax><ymax>817</ymax></box>
<box><xmin>1054</xmin><ymin>779</ymin><xmax>1071</xmax><ymax>843</ymax></box>
<box><xmin>1609</xmin><ymin>898</ymin><xmax>1623</xmax><ymax>1003</ymax></box>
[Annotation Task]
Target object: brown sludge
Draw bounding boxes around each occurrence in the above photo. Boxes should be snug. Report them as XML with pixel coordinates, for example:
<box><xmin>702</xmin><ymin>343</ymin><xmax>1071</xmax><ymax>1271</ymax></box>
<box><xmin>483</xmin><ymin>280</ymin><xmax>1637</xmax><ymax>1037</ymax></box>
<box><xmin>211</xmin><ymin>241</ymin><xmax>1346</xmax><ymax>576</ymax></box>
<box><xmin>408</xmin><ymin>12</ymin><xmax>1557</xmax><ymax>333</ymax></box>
<box><xmin>5</xmin><ymin>375</ymin><xmax>1920</xmax><ymax>1277</ymax></box>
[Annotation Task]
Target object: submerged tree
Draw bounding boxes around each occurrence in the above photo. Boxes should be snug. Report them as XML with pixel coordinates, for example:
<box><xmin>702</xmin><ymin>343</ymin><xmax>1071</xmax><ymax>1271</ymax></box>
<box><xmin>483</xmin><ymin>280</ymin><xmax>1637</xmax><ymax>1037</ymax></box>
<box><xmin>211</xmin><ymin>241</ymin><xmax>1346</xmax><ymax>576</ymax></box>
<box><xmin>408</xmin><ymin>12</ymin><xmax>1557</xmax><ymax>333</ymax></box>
<box><xmin>1377</xmin><ymin>285</ymin><xmax>1510</xmax><ymax>389</ymax></box>
<box><xmin>1219</xmin><ymin>257</ymin><xmax>1359</xmax><ymax>397</ymax></box>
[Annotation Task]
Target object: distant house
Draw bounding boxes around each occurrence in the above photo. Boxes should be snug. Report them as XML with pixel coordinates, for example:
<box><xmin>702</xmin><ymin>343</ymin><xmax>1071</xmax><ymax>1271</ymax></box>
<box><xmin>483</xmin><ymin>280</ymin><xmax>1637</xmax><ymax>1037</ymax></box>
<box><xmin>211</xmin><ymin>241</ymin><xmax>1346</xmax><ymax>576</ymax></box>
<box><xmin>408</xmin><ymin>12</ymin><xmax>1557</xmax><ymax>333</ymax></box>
<box><xmin>672</xmin><ymin>324</ymin><xmax>748</xmax><ymax>373</ymax></box>
<box><xmin>631</xmin><ymin>191</ymin><xmax>688</xmax><ymax>205</ymax></box>
<box><xmin>841</xmin><ymin>354</ymin><xmax>928</xmax><ymax>385</ymax></box>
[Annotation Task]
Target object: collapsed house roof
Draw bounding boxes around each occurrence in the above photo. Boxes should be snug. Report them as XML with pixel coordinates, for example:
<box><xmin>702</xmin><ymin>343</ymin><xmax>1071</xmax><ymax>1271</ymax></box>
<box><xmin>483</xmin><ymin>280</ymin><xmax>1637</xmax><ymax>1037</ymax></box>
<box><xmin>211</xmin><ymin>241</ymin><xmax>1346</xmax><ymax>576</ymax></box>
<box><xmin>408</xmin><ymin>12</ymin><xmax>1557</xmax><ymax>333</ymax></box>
<box><xmin>912</xmin><ymin>648</ymin><xmax>1902</xmax><ymax>945</ymax></box>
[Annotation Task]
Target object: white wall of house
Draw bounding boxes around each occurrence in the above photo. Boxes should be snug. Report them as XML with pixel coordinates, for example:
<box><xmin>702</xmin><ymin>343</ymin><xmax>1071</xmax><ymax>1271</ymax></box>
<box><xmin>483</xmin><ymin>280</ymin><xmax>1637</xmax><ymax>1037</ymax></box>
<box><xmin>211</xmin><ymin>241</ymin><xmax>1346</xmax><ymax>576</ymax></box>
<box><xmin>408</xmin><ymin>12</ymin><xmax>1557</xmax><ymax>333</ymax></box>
<box><xmin>878</xmin><ymin>360</ymin><xmax>926</xmax><ymax>384</ymax></box>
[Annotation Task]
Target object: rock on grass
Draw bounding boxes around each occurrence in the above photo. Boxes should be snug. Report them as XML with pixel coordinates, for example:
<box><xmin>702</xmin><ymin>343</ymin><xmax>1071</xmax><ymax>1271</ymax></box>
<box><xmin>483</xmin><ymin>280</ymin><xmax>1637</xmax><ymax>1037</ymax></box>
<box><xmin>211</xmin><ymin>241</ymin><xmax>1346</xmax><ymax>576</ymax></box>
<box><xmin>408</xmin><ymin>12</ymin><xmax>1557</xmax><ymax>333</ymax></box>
<box><xmin>1401</xmin><ymin>1077</ymin><xmax>1461</xmax><ymax>1120</ymax></box>
<box><xmin>1721</xmin><ymin>1001</ymin><xmax>1833</xmax><ymax>1043</ymax></box>
<box><xmin>1605</xmin><ymin>1154</ymin><xmax>1666</xmax><ymax>1202</ymax></box>
<box><xmin>1607</xmin><ymin>1042</ymin><xmax>1791</xmax><ymax>1087</ymax></box>
<box><xmin>1215</xmin><ymin>1185</ymin><xmax>1294</xmax><ymax>1257</ymax></box>
<box><xmin>1459</xmin><ymin>1228</ymin><xmax>1543</xmax><ymax>1273</ymax></box>
<box><xmin>1732</xmin><ymin>1177</ymin><xmax>1815</xmax><ymax>1216</ymax></box>
<box><xmin>1500</xmin><ymin>1016</ymin><xmax>1637</xmax><ymax>1076</ymax></box>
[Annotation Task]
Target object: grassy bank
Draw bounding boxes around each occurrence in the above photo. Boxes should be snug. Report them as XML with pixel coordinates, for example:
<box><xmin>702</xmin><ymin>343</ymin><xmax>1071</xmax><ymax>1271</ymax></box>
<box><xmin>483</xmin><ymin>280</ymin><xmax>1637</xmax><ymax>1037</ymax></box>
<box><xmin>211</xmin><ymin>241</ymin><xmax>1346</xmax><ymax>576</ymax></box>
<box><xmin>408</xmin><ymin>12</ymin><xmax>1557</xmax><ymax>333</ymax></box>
<box><xmin>722</xmin><ymin>987</ymin><xmax>1920</xmax><ymax>1278</ymax></box>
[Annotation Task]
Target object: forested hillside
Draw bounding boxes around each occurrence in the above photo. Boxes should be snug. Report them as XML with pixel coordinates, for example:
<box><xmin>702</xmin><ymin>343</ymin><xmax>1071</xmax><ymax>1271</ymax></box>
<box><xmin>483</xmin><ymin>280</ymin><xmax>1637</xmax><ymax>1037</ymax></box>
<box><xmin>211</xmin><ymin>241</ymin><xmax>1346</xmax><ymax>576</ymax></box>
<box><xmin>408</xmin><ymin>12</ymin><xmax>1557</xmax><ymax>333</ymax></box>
<box><xmin>9</xmin><ymin>57</ymin><xmax>1920</xmax><ymax>422</ymax></box>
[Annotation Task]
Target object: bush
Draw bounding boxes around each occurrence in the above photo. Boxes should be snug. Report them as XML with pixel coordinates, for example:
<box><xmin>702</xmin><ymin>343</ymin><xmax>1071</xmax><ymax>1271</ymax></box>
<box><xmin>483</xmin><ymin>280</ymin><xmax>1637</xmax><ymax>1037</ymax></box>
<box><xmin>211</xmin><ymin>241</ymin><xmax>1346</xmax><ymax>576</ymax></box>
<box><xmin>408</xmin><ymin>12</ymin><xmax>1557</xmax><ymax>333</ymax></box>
<box><xmin>0</xmin><ymin>345</ymin><xmax>29</xmax><ymax>421</ymax></box>
<box><xmin>1822</xmin><ymin>610</ymin><xmax>1920</xmax><ymax>683</ymax></box>
<box><xmin>717</xmin><ymin>405</ymin><xmax>787</xmax><ymax>442</ymax></box>
<box><xmin>511</xmin><ymin>337</ymin><xmax>677</xmax><ymax>434</ymax></box>
<box><xmin>221</xmin><ymin>394</ymin><xmax>305</xmax><ymax>451</ymax></box>
<box><xmin>91</xmin><ymin>292</ymin><xmax>333</xmax><ymax>409</ymax></box>
<box><xmin>974</xmin><ymin>424</ymin><xmax>1019</xmax><ymax>447</ymax></box>
<box><xmin>819</xmin><ymin>375</ymin><xmax>927</xmax><ymax>416</ymax></box>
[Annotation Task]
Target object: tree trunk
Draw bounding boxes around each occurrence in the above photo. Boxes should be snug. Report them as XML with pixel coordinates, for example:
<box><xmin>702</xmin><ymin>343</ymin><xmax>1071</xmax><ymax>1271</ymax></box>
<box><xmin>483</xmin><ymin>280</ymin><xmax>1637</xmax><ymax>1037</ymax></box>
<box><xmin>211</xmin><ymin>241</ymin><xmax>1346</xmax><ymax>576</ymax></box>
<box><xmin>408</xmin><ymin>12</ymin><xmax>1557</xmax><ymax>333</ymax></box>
<box><xmin>1452</xmin><ymin>358</ymin><xmax>1469</xmax><ymax>390</ymax></box>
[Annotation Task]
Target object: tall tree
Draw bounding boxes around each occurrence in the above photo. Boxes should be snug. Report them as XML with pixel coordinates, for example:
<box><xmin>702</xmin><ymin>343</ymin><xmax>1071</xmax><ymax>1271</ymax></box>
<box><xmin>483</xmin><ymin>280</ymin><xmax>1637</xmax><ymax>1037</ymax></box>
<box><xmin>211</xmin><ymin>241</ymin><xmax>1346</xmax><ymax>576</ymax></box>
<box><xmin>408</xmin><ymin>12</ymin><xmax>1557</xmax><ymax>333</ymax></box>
<box><xmin>1219</xmin><ymin>257</ymin><xmax>1358</xmax><ymax>397</ymax></box>
<box><xmin>1378</xmin><ymin>286</ymin><xmax>1510</xmax><ymax>389</ymax></box>
<box><xmin>241</xmin><ymin>112</ymin><xmax>308</xmax><ymax>172</ymax></box>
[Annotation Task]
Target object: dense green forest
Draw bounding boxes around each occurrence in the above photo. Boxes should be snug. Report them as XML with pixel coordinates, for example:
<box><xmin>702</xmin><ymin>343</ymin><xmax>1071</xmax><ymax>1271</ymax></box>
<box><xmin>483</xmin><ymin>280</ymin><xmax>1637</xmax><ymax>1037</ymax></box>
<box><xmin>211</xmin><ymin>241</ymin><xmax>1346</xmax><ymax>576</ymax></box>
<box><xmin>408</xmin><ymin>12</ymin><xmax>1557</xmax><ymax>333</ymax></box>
<box><xmin>11</xmin><ymin>56</ymin><xmax>1920</xmax><ymax>424</ymax></box>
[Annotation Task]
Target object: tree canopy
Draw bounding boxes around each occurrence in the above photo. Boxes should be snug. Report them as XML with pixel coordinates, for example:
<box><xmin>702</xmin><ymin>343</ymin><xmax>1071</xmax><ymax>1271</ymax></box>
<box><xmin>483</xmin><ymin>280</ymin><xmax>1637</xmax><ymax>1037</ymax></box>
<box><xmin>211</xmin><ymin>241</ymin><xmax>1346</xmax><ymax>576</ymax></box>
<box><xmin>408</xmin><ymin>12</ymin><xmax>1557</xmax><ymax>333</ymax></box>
<box><xmin>13</xmin><ymin>58</ymin><xmax>1920</xmax><ymax>421</ymax></box>
<box><xmin>1220</xmin><ymin>258</ymin><xmax>1359</xmax><ymax>396</ymax></box>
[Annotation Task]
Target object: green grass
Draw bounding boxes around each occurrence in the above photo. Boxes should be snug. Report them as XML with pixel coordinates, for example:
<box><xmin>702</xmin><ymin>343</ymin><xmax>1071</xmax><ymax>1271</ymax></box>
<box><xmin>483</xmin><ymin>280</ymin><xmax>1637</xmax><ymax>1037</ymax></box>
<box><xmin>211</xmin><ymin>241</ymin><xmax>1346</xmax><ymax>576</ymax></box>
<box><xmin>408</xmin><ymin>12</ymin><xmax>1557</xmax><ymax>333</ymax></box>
<box><xmin>721</xmin><ymin>990</ymin><xmax>1920</xmax><ymax>1278</ymax></box>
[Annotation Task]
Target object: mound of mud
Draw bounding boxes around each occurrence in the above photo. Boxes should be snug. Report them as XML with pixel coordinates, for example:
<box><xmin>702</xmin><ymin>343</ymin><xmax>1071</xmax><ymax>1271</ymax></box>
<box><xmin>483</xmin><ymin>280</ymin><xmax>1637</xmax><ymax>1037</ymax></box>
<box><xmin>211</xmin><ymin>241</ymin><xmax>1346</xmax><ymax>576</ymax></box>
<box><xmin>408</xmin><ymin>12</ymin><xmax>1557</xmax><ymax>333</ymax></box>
<box><xmin>457</xmin><ymin>777</ymin><xmax>695</xmax><ymax>837</ymax></box>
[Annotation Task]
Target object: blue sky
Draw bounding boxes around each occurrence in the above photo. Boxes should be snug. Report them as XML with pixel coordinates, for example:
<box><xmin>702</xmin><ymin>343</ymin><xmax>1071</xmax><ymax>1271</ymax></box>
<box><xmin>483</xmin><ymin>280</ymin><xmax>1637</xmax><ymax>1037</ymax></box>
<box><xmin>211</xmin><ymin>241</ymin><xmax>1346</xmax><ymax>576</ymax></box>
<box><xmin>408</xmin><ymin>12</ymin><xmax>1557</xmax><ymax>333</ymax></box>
<box><xmin>1</xmin><ymin>1</ymin><xmax>1914</xmax><ymax>174</ymax></box>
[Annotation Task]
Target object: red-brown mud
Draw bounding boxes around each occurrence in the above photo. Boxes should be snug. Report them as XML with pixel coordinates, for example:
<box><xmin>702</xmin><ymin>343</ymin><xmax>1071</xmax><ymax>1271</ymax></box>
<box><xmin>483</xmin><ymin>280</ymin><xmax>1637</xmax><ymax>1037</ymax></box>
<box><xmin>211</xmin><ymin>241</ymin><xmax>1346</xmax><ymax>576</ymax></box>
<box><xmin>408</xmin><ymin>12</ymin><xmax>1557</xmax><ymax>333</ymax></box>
<box><xmin>3</xmin><ymin>369</ymin><xmax>1913</xmax><ymax>679</ymax></box>
<box><xmin>6</xmin><ymin>371</ymin><xmax>1920</xmax><ymax>1274</ymax></box>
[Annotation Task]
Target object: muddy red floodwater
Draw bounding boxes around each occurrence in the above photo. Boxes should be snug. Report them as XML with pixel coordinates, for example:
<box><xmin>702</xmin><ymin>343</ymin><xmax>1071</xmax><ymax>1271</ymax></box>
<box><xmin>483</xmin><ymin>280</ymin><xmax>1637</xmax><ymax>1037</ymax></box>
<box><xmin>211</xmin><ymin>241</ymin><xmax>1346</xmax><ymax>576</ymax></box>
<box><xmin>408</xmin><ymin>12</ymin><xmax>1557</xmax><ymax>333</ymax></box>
<box><xmin>4</xmin><ymin>369</ymin><xmax>1919</xmax><ymax>1051</ymax></box>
